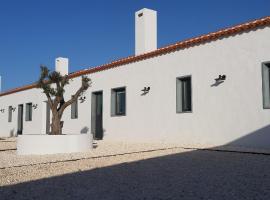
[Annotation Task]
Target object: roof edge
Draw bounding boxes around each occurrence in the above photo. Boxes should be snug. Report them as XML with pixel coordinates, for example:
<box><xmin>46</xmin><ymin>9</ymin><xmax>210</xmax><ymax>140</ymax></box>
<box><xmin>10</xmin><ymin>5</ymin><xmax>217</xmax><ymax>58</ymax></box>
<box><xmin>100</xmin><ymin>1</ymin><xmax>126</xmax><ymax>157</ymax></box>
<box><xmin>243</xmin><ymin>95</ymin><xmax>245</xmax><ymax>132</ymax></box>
<box><xmin>1</xmin><ymin>15</ymin><xmax>270</xmax><ymax>97</ymax></box>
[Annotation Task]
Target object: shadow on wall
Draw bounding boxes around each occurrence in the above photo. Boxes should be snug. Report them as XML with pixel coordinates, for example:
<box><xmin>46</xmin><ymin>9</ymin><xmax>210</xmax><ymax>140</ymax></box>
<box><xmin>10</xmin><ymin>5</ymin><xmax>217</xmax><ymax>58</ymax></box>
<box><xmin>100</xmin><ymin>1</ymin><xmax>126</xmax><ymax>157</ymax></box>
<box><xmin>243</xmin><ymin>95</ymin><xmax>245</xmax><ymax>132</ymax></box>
<box><xmin>210</xmin><ymin>80</ymin><xmax>224</xmax><ymax>87</ymax></box>
<box><xmin>220</xmin><ymin>124</ymin><xmax>270</xmax><ymax>152</ymax></box>
<box><xmin>1</xmin><ymin>125</ymin><xmax>270</xmax><ymax>199</ymax></box>
<box><xmin>9</xmin><ymin>129</ymin><xmax>15</xmax><ymax>137</ymax></box>
<box><xmin>80</xmin><ymin>127</ymin><xmax>89</xmax><ymax>134</ymax></box>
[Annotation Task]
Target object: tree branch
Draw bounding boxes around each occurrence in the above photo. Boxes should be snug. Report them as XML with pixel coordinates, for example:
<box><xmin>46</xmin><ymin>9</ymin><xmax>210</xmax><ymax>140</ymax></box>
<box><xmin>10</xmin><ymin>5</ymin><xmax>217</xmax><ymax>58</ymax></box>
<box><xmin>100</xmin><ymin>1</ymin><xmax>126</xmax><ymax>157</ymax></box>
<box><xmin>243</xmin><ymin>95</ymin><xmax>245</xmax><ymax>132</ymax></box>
<box><xmin>37</xmin><ymin>65</ymin><xmax>91</xmax><ymax>134</ymax></box>
<box><xmin>59</xmin><ymin>86</ymin><xmax>84</xmax><ymax>116</ymax></box>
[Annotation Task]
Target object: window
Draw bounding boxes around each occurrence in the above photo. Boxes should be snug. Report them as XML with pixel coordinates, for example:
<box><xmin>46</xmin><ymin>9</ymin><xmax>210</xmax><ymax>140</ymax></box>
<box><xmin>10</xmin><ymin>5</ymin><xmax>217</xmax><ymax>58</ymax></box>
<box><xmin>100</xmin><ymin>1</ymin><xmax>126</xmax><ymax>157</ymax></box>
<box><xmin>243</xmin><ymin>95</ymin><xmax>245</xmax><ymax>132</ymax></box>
<box><xmin>111</xmin><ymin>87</ymin><xmax>126</xmax><ymax>116</ymax></box>
<box><xmin>176</xmin><ymin>76</ymin><xmax>192</xmax><ymax>113</ymax></box>
<box><xmin>71</xmin><ymin>97</ymin><xmax>78</xmax><ymax>119</ymax></box>
<box><xmin>25</xmin><ymin>103</ymin><xmax>32</xmax><ymax>121</ymax></box>
<box><xmin>8</xmin><ymin>106</ymin><xmax>12</xmax><ymax>122</ymax></box>
<box><xmin>262</xmin><ymin>62</ymin><xmax>270</xmax><ymax>109</ymax></box>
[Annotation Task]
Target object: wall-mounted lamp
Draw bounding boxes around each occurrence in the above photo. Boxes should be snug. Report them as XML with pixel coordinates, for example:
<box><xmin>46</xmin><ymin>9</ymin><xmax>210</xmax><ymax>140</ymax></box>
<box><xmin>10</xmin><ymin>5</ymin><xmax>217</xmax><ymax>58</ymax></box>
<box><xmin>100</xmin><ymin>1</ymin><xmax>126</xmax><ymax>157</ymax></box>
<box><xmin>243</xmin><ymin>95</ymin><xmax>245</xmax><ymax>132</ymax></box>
<box><xmin>211</xmin><ymin>75</ymin><xmax>226</xmax><ymax>87</ymax></box>
<box><xmin>79</xmin><ymin>96</ymin><xmax>86</xmax><ymax>103</ymax></box>
<box><xmin>32</xmin><ymin>104</ymin><xmax>38</xmax><ymax>109</ymax></box>
<box><xmin>215</xmin><ymin>75</ymin><xmax>226</xmax><ymax>81</ymax></box>
<box><xmin>141</xmin><ymin>87</ymin><xmax>150</xmax><ymax>96</ymax></box>
<box><xmin>11</xmin><ymin>107</ymin><xmax>16</xmax><ymax>112</ymax></box>
<box><xmin>0</xmin><ymin>109</ymin><xmax>5</xmax><ymax>113</ymax></box>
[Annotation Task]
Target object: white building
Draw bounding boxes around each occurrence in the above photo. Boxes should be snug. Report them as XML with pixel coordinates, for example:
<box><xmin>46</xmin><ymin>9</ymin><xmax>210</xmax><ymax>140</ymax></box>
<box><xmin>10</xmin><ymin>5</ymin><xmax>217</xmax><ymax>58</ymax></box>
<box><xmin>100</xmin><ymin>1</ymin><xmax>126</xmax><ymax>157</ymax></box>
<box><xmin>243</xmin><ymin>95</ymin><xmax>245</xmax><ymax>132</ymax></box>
<box><xmin>1</xmin><ymin>8</ymin><xmax>270</xmax><ymax>152</ymax></box>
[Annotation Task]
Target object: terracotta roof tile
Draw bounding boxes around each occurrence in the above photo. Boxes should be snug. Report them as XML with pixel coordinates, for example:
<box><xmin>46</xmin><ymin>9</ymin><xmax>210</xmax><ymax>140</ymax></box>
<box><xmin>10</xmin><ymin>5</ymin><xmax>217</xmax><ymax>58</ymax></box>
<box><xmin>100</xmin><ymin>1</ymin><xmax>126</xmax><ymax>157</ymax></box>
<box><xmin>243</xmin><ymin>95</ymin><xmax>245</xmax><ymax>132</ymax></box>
<box><xmin>1</xmin><ymin>16</ymin><xmax>270</xmax><ymax>97</ymax></box>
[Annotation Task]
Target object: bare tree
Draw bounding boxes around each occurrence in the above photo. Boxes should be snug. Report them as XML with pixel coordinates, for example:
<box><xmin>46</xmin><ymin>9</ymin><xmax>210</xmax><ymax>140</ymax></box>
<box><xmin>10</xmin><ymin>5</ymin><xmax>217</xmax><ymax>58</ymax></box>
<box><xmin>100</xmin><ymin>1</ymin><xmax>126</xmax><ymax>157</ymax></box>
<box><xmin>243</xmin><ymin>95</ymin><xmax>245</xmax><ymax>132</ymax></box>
<box><xmin>37</xmin><ymin>66</ymin><xmax>91</xmax><ymax>135</ymax></box>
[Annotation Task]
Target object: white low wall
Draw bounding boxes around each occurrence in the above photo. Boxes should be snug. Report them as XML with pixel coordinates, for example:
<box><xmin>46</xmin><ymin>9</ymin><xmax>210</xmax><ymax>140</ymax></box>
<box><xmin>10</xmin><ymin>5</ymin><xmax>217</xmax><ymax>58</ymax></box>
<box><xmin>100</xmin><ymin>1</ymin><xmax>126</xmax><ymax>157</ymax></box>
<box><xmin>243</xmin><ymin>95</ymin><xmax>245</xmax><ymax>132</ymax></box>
<box><xmin>17</xmin><ymin>134</ymin><xmax>93</xmax><ymax>155</ymax></box>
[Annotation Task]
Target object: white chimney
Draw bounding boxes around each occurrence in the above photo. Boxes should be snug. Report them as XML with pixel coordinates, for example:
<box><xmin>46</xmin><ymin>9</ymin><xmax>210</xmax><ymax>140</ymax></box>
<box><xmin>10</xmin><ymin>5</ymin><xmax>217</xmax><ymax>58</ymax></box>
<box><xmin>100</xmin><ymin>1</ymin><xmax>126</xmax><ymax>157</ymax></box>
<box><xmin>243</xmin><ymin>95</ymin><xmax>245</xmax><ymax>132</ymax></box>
<box><xmin>135</xmin><ymin>8</ymin><xmax>157</xmax><ymax>55</ymax></box>
<box><xmin>55</xmin><ymin>57</ymin><xmax>69</xmax><ymax>76</ymax></box>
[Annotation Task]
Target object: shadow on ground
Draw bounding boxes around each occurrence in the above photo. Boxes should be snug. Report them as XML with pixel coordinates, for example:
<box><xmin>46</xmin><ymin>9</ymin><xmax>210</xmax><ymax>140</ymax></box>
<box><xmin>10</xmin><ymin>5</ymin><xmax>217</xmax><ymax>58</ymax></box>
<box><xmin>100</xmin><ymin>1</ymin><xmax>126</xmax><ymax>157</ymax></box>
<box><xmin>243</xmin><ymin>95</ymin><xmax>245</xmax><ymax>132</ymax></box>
<box><xmin>1</xmin><ymin>148</ymin><xmax>270</xmax><ymax>200</ymax></box>
<box><xmin>1</xmin><ymin>124</ymin><xmax>270</xmax><ymax>200</ymax></box>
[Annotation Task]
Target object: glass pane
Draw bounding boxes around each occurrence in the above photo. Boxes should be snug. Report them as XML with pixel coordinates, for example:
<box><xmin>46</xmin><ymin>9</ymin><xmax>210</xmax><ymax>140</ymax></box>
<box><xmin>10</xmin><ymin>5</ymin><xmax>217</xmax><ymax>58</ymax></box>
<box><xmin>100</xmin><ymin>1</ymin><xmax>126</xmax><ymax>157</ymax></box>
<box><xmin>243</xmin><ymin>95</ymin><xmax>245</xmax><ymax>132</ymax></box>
<box><xmin>176</xmin><ymin>79</ymin><xmax>182</xmax><ymax>112</ymax></box>
<box><xmin>26</xmin><ymin>103</ymin><xmax>32</xmax><ymax>121</ymax></box>
<box><xmin>29</xmin><ymin>105</ymin><xmax>32</xmax><ymax>121</ymax></box>
<box><xmin>71</xmin><ymin>100</ymin><xmax>78</xmax><ymax>119</ymax></box>
<box><xmin>268</xmin><ymin>66</ymin><xmax>270</xmax><ymax>92</ymax></box>
<box><xmin>75</xmin><ymin>100</ymin><xmax>78</xmax><ymax>118</ymax></box>
<box><xmin>115</xmin><ymin>89</ymin><xmax>125</xmax><ymax>115</ymax></box>
<box><xmin>262</xmin><ymin>64</ymin><xmax>270</xmax><ymax>108</ymax></box>
<box><xmin>181</xmin><ymin>78</ymin><xmax>191</xmax><ymax>112</ymax></box>
<box><xmin>71</xmin><ymin>103</ymin><xmax>74</xmax><ymax>118</ymax></box>
<box><xmin>119</xmin><ymin>92</ymin><xmax>125</xmax><ymax>114</ymax></box>
<box><xmin>8</xmin><ymin>106</ymin><xmax>12</xmax><ymax>122</ymax></box>
<box><xmin>111</xmin><ymin>90</ymin><xmax>116</xmax><ymax>115</ymax></box>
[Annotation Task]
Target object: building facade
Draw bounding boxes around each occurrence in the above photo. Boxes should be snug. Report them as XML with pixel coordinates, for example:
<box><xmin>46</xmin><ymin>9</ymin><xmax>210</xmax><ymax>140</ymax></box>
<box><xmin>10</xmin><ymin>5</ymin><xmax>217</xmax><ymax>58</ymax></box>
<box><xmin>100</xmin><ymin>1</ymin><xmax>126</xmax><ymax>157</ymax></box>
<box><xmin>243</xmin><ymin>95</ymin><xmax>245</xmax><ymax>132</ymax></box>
<box><xmin>1</xmin><ymin>9</ymin><xmax>270</xmax><ymax>151</ymax></box>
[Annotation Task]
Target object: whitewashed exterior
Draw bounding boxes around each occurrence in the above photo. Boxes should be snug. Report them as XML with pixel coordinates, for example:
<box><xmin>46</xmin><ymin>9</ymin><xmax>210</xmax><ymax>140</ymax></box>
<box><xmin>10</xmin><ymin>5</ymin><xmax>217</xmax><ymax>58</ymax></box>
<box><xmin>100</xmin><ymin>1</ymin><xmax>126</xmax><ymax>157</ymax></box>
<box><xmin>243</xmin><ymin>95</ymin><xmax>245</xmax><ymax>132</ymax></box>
<box><xmin>1</xmin><ymin>9</ymin><xmax>270</xmax><ymax>151</ymax></box>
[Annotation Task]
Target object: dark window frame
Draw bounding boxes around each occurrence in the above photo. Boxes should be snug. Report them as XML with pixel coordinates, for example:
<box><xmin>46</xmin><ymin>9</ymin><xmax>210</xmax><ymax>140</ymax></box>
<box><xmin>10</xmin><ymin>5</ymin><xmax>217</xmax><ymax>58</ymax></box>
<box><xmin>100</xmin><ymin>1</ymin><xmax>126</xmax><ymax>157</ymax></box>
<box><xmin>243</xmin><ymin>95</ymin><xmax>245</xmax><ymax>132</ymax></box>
<box><xmin>262</xmin><ymin>62</ymin><xmax>270</xmax><ymax>109</ymax></box>
<box><xmin>8</xmin><ymin>106</ymin><xmax>12</xmax><ymax>122</ymax></box>
<box><xmin>111</xmin><ymin>87</ymin><xmax>126</xmax><ymax>116</ymax></box>
<box><xmin>25</xmin><ymin>102</ymin><xmax>32</xmax><ymax>121</ymax></box>
<box><xmin>176</xmin><ymin>75</ymin><xmax>193</xmax><ymax>113</ymax></box>
<box><xmin>71</xmin><ymin>96</ymin><xmax>78</xmax><ymax>119</ymax></box>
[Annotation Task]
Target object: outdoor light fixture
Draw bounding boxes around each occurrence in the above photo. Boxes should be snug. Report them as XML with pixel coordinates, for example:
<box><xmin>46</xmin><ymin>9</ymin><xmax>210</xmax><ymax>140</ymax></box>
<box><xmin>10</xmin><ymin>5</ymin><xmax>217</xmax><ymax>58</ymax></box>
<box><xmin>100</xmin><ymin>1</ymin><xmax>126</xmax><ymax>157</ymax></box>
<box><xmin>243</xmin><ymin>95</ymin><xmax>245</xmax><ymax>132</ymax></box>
<box><xmin>141</xmin><ymin>87</ymin><xmax>150</xmax><ymax>95</ymax></box>
<box><xmin>79</xmin><ymin>96</ymin><xmax>86</xmax><ymax>103</ymax></box>
<box><xmin>32</xmin><ymin>104</ymin><xmax>38</xmax><ymax>109</ymax></box>
<box><xmin>211</xmin><ymin>75</ymin><xmax>226</xmax><ymax>87</ymax></box>
<box><xmin>215</xmin><ymin>75</ymin><xmax>226</xmax><ymax>82</ymax></box>
<box><xmin>0</xmin><ymin>109</ymin><xmax>5</xmax><ymax>113</ymax></box>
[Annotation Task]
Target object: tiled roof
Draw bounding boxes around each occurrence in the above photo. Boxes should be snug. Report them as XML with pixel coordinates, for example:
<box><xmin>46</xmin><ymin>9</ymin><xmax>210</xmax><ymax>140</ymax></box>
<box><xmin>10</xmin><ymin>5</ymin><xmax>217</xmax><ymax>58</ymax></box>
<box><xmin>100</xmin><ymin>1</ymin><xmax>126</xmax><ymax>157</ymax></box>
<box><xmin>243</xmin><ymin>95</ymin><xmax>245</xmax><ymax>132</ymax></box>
<box><xmin>1</xmin><ymin>16</ymin><xmax>270</xmax><ymax>97</ymax></box>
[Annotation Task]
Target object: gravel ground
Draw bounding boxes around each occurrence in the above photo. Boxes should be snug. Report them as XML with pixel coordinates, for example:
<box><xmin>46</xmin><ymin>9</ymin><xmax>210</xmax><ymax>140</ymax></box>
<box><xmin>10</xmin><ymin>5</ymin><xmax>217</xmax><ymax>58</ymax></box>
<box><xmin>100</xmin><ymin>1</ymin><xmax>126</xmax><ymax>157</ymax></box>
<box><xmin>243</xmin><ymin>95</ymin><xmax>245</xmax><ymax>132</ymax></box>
<box><xmin>0</xmin><ymin>138</ymin><xmax>270</xmax><ymax>200</ymax></box>
<box><xmin>0</xmin><ymin>138</ymin><xmax>180</xmax><ymax>169</ymax></box>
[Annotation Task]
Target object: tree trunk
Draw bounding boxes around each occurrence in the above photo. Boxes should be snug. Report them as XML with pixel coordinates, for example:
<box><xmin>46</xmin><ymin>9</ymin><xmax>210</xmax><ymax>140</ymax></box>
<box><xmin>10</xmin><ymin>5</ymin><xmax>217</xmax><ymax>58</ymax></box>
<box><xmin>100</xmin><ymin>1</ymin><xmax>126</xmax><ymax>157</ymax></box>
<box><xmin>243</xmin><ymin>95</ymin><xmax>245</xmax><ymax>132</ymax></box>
<box><xmin>51</xmin><ymin>114</ymin><xmax>61</xmax><ymax>135</ymax></box>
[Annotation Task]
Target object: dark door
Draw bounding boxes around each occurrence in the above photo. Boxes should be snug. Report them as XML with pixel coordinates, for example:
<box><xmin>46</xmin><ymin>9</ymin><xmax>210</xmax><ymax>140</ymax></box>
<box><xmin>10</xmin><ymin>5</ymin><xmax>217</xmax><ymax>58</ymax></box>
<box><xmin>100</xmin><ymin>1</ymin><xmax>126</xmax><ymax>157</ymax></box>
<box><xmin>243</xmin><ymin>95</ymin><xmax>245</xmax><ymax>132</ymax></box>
<box><xmin>17</xmin><ymin>104</ymin><xmax>23</xmax><ymax>135</ymax></box>
<box><xmin>91</xmin><ymin>91</ymin><xmax>103</xmax><ymax>140</ymax></box>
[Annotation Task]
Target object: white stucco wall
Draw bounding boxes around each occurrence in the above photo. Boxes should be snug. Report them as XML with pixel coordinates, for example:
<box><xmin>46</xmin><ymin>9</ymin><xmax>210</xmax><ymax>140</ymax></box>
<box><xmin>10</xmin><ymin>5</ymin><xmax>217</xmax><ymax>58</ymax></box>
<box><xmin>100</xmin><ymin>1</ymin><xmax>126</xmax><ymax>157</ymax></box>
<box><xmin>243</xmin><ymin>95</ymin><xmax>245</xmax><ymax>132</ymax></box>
<box><xmin>0</xmin><ymin>88</ymin><xmax>45</xmax><ymax>137</ymax></box>
<box><xmin>1</xmin><ymin>26</ymin><xmax>270</xmax><ymax>150</ymax></box>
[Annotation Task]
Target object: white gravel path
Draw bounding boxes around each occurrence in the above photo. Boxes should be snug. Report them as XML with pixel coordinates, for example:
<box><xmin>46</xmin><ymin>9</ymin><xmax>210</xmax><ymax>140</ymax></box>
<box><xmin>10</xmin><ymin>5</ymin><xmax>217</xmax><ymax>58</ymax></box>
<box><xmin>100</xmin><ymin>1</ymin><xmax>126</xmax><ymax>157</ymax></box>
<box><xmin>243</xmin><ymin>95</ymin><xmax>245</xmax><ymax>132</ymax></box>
<box><xmin>1</xmin><ymin>138</ymin><xmax>270</xmax><ymax>200</ymax></box>
<box><xmin>0</xmin><ymin>138</ymin><xmax>181</xmax><ymax>169</ymax></box>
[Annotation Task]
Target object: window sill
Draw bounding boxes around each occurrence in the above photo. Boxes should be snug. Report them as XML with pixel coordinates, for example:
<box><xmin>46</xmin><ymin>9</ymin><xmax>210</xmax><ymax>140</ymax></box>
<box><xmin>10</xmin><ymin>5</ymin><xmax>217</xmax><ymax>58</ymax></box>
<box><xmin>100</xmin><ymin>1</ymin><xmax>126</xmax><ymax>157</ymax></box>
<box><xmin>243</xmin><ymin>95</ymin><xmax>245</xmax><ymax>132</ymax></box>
<box><xmin>176</xmin><ymin>111</ymin><xmax>193</xmax><ymax>114</ymax></box>
<box><xmin>111</xmin><ymin>114</ymin><xmax>126</xmax><ymax>117</ymax></box>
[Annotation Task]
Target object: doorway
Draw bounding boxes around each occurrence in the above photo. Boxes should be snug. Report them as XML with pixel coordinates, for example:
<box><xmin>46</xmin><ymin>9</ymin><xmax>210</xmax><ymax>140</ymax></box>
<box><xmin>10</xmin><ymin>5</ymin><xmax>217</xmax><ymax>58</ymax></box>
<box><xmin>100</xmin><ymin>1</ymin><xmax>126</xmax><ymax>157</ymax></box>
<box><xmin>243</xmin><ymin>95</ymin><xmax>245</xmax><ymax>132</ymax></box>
<box><xmin>91</xmin><ymin>91</ymin><xmax>103</xmax><ymax>140</ymax></box>
<box><xmin>17</xmin><ymin>104</ymin><xmax>23</xmax><ymax>135</ymax></box>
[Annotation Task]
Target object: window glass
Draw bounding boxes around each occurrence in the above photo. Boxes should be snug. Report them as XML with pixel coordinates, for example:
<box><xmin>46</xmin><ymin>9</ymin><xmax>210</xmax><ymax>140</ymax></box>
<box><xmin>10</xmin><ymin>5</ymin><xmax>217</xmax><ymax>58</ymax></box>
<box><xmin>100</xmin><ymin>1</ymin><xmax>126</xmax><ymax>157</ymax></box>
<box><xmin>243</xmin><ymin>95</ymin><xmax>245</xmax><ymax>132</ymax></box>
<box><xmin>71</xmin><ymin>98</ymin><xmax>78</xmax><ymax>119</ymax></box>
<box><xmin>112</xmin><ymin>87</ymin><xmax>126</xmax><ymax>116</ymax></box>
<box><xmin>262</xmin><ymin>63</ymin><xmax>270</xmax><ymax>109</ymax></box>
<box><xmin>25</xmin><ymin>103</ymin><xmax>32</xmax><ymax>121</ymax></box>
<box><xmin>8</xmin><ymin>106</ymin><xmax>12</xmax><ymax>122</ymax></box>
<box><xmin>177</xmin><ymin>76</ymin><xmax>192</xmax><ymax>113</ymax></box>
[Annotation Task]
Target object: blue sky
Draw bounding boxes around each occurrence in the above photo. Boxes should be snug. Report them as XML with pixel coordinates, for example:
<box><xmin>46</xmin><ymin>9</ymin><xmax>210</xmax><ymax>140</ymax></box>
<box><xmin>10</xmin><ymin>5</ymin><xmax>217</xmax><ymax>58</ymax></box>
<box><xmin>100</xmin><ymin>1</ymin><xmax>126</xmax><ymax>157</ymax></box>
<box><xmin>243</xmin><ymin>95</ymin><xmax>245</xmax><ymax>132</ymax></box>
<box><xmin>0</xmin><ymin>0</ymin><xmax>269</xmax><ymax>92</ymax></box>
